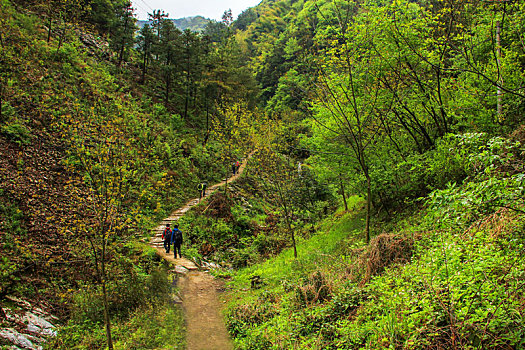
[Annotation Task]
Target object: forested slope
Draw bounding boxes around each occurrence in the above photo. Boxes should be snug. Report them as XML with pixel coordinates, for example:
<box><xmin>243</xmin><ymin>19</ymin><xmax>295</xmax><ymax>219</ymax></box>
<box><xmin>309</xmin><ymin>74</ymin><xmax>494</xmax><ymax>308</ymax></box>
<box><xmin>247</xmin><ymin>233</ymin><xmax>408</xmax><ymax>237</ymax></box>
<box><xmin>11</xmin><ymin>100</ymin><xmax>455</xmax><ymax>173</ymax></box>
<box><xmin>137</xmin><ymin>16</ymin><xmax>210</xmax><ymax>32</ymax></box>
<box><xmin>220</xmin><ymin>0</ymin><xmax>525</xmax><ymax>349</ymax></box>
<box><xmin>0</xmin><ymin>0</ymin><xmax>257</xmax><ymax>348</ymax></box>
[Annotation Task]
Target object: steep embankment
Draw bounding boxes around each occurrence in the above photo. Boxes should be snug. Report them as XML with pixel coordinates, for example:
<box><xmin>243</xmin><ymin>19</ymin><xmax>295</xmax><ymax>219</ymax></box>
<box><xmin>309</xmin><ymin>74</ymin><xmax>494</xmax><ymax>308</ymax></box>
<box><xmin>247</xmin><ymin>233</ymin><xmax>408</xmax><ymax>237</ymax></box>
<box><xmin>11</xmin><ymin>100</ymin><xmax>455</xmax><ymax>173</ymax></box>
<box><xmin>0</xmin><ymin>2</ymin><xmax>224</xmax><ymax>349</ymax></box>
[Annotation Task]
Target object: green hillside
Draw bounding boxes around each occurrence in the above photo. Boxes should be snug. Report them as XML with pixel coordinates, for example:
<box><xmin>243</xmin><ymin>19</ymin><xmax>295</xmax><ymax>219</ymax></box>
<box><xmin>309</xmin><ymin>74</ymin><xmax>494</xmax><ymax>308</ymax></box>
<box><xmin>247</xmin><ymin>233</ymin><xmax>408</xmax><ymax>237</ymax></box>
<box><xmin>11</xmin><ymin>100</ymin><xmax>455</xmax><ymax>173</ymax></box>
<box><xmin>0</xmin><ymin>0</ymin><xmax>254</xmax><ymax>348</ymax></box>
<box><xmin>2</xmin><ymin>0</ymin><xmax>525</xmax><ymax>349</ymax></box>
<box><xmin>223</xmin><ymin>0</ymin><xmax>525</xmax><ymax>348</ymax></box>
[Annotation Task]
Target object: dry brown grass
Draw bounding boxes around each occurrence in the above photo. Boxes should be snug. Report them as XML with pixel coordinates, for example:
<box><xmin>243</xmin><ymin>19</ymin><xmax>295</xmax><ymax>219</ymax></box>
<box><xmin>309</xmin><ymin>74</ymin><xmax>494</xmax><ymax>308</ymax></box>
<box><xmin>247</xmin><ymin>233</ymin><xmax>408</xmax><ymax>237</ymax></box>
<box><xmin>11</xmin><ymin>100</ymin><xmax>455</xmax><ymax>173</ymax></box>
<box><xmin>355</xmin><ymin>233</ymin><xmax>417</xmax><ymax>284</ymax></box>
<box><xmin>464</xmin><ymin>208</ymin><xmax>519</xmax><ymax>239</ymax></box>
<box><xmin>201</xmin><ymin>192</ymin><xmax>233</xmax><ymax>221</ymax></box>
<box><xmin>294</xmin><ymin>271</ymin><xmax>332</xmax><ymax>307</ymax></box>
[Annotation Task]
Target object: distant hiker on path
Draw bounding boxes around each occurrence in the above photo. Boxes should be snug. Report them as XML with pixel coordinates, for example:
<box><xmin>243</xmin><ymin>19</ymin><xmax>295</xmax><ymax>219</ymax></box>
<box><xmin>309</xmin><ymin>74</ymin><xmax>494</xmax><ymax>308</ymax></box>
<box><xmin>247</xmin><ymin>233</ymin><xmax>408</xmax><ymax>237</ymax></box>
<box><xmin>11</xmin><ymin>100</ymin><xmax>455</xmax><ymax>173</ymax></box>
<box><xmin>197</xmin><ymin>182</ymin><xmax>207</xmax><ymax>200</ymax></box>
<box><xmin>171</xmin><ymin>224</ymin><xmax>183</xmax><ymax>259</ymax></box>
<box><xmin>232</xmin><ymin>160</ymin><xmax>240</xmax><ymax>175</ymax></box>
<box><xmin>162</xmin><ymin>224</ymin><xmax>172</xmax><ymax>254</ymax></box>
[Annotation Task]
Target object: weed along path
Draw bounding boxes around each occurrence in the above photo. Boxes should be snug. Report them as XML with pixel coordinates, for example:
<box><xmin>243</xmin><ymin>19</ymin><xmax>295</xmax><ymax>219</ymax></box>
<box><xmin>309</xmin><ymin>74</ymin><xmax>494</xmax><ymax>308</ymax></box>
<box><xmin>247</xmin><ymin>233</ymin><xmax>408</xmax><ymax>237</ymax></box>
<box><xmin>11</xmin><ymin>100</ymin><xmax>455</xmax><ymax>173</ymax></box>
<box><xmin>149</xmin><ymin>154</ymin><xmax>254</xmax><ymax>350</ymax></box>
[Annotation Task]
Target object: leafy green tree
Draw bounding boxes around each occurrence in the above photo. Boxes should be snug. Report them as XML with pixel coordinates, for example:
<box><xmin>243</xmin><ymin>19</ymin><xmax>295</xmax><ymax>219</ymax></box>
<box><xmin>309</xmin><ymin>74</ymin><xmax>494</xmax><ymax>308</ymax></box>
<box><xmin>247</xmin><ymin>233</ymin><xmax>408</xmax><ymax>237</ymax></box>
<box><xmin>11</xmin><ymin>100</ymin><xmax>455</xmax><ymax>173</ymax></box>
<box><xmin>157</xmin><ymin>20</ymin><xmax>182</xmax><ymax>108</ymax></box>
<box><xmin>233</xmin><ymin>8</ymin><xmax>257</xmax><ymax>31</ymax></box>
<box><xmin>41</xmin><ymin>0</ymin><xmax>88</xmax><ymax>51</ymax></box>
<box><xmin>253</xmin><ymin>147</ymin><xmax>300</xmax><ymax>258</ymax></box>
<box><xmin>310</xmin><ymin>2</ymin><xmax>392</xmax><ymax>243</ymax></box>
<box><xmin>222</xmin><ymin>9</ymin><xmax>234</xmax><ymax>28</ymax></box>
<box><xmin>181</xmin><ymin>29</ymin><xmax>203</xmax><ymax>120</ymax></box>
<box><xmin>149</xmin><ymin>9</ymin><xmax>168</xmax><ymax>60</ymax></box>
<box><xmin>63</xmin><ymin>110</ymin><xmax>140</xmax><ymax>350</ymax></box>
<box><xmin>87</xmin><ymin>0</ymin><xmax>129</xmax><ymax>32</ymax></box>
<box><xmin>203</xmin><ymin>20</ymin><xmax>228</xmax><ymax>43</ymax></box>
<box><xmin>210</xmin><ymin>102</ymin><xmax>255</xmax><ymax>192</ymax></box>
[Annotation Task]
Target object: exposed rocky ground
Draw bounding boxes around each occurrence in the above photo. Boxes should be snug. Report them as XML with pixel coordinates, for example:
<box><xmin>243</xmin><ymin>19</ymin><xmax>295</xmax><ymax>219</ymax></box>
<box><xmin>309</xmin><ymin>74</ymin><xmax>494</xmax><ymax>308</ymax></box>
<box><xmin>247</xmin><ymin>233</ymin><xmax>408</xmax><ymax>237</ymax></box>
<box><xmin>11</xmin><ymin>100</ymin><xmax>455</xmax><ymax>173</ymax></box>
<box><xmin>1</xmin><ymin>296</ymin><xmax>58</xmax><ymax>350</ymax></box>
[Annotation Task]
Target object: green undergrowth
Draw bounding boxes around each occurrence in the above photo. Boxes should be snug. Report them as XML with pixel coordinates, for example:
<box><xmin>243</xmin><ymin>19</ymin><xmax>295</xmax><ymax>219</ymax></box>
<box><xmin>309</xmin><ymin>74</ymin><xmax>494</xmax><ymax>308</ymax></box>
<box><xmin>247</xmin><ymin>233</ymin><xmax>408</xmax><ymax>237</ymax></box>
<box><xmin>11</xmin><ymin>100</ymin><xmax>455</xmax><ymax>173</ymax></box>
<box><xmin>230</xmin><ymin>197</ymin><xmax>364</xmax><ymax>289</ymax></box>
<box><xmin>47</xmin><ymin>299</ymin><xmax>185</xmax><ymax>350</ymax></box>
<box><xmin>224</xmin><ymin>135</ymin><xmax>525</xmax><ymax>349</ymax></box>
<box><xmin>47</xmin><ymin>243</ymin><xmax>185</xmax><ymax>349</ymax></box>
<box><xmin>224</xmin><ymin>201</ymin><xmax>366</xmax><ymax>348</ymax></box>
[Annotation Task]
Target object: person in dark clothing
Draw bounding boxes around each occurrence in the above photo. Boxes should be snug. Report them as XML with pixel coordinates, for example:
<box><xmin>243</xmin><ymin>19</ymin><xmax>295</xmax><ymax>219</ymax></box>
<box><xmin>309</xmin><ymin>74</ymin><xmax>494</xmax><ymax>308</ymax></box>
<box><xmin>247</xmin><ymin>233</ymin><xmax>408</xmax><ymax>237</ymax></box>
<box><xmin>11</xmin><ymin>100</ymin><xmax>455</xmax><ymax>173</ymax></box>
<box><xmin>198</xmin><ymin>182</ymin><xmax>208</xmax><ymax>200</ymax></box>
<box><xmin>232</xmin><ymin>161</ymin><xmax>237</xmax><ymax>175</ymax></box>
<box><xmin>171</xmin><ymin>224</ymin><xmax>183</xmax><ymax>259</ymax></box>
<box><xmin>198</xmin><ymin>183</ymin><xmax>204</xmax><ymax>200</ymax></box>
<box><xmin>162</xmin><ymin>224</ymin><xmax>172</xmax><ymax>254</ymax></box>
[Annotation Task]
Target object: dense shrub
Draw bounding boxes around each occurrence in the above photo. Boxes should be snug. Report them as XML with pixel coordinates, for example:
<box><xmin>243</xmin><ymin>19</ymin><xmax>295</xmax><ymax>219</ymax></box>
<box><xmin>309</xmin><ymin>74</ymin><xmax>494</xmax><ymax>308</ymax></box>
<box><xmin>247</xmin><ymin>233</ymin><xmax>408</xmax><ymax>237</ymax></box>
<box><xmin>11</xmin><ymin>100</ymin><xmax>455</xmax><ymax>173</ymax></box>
<box><xmin>370</xmin><ymin>133</ymin><xmax>523</xmax><ymax>213</ymax></box>
<box><xmin>1</xmin><ymin>122</ymin><xmax>31</xmax><ymax>145</ymax></box>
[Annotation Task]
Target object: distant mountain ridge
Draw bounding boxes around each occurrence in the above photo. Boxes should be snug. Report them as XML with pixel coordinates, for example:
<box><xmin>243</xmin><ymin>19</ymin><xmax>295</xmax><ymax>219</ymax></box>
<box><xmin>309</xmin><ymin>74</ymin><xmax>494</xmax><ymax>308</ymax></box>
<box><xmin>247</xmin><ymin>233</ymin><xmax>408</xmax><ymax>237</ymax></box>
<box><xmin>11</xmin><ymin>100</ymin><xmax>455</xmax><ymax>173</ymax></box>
<box><xmin>137</xmin><ymin>15</ymin><xmax>210</xmax><ymax>32</ymax></box>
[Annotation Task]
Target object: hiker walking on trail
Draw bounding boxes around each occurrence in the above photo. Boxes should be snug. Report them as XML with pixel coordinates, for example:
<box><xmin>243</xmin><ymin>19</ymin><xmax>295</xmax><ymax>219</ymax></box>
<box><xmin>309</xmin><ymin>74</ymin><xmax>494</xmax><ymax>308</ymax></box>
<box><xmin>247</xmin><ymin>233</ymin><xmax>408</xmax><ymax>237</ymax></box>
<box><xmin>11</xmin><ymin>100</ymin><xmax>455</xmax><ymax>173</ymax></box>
<box><xmin>197</xmin><ymin>182</ymin><xmax>207</xmax><ymax>200</ymax></box>
<box><xmin>197</xmin><ymin>182</ymin><xmax>203</xmax><ymax>200</ymax></box>
<box><xmin>232</xmin><ymin>161</ymin><xmax>237</xmax><ymax>175</ymax></box>
<box><xmin>171</xmin><ymin>224</ymin><xmax>183</xmax><ymax>259</ymax></box>
<box><xmin>162</xmin><ymin>224</ymin><xmax>172</xmax><ymax>254</ymax></box>
<box><xmin>235</xmin><ymin>160</ymin><xmax>240</xmax><ymax>174</ymax></box>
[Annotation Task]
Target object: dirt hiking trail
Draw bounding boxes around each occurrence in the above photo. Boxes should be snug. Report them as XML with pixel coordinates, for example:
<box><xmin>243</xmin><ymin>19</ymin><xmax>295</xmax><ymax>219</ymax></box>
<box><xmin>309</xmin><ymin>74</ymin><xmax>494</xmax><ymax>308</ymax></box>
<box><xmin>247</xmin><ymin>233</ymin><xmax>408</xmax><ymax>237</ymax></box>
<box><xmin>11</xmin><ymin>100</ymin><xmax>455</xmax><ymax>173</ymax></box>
<box><xmin>150</xmin><ymin>154</ymin><xmax>253</xmax><ymax>350</ymax></box>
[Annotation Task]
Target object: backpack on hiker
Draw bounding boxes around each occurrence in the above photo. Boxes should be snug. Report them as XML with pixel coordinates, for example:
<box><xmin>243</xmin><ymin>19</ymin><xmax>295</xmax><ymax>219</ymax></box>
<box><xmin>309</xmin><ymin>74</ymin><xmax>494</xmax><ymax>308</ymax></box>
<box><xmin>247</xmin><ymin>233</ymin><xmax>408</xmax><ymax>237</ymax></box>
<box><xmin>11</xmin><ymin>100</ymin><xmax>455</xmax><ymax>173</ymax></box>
<box><xmin>163</xmin><ymin>227</ymin><xmax>172</xmax><ymax>241</ymax></box>
<box><xmin>172</xmin><ymin>229</ymin><xmax>182</xmax><ymax>244</ymax></box>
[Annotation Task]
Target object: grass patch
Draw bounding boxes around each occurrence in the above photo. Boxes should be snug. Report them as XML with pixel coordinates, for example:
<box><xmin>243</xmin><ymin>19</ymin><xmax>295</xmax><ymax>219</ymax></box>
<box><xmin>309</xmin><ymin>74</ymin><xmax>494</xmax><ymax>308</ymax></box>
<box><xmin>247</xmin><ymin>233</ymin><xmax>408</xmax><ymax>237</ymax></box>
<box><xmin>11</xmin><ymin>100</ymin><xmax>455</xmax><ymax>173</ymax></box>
<box><xmin>113</xmin><ymin>302</ymin><xmax>185</xmax><ymax>350</ymax></box>
<box><xmin>229</xmin><ymin>196</ymin><xmax>364</xmax><ymax>289</ymax></box>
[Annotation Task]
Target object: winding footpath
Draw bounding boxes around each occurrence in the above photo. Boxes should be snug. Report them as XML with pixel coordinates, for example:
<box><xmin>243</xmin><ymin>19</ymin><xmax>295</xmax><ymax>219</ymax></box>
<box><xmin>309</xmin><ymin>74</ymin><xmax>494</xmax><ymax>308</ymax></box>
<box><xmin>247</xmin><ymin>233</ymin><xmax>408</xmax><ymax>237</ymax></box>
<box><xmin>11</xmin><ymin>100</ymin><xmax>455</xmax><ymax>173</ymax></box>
<box><xmin>150</xmin><ymin>156</ymin><xmax>253</xmax><ymax>350</ymax></box>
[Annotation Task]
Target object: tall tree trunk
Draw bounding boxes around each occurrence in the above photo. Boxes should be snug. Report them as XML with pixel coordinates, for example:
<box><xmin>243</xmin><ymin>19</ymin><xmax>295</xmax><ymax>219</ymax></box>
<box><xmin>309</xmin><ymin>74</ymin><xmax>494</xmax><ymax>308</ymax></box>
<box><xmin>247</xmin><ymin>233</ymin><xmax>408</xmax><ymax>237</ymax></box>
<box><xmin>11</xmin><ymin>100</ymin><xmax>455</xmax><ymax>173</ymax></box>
<box><xmin>101</xmin><ymin>239</ymin><xmax>113</xmax><ymax>350</ymax></box>
<box><xmin>184</xmin><ymin>54</ymin><xmax>191</xmax><ymax>119</ymax></box>
<box><xmin>184</xmin><ymin>87</ymin><xmax>189</xmax><ymax>119</ymax></box>
<box><xmin>338</xmin><ymin>172</ymin><xmax>348</xmax><ymax>212</ymax></box>
<box><xmin>141</xmin><ymin>51</ymin><xmax>147</xmax><ymax>84</ymax></box>
<box><xmin>290</xmin><ymin>226</ymin><xmax>297</xmax><ymax>259</ymax></box>
<box><xmin>496</xmin><ymin>20</ymin><xmax>503</xmax><ymax>123</ymax></box>
<box><xmin>164</xmin><ymin>71</ymin><xmax>171</xmax><ymax>107</ymax></box>
<box><xmin>284</xmin><ymin>213</ymin><xmax>297</xmax><ymax>259</ymax></box>
<box><xmin>56</xmin><ymin>22</ymin><xmax>65</xmax><ymax>53</ymax></box>
<box><xmin>203</xmin><ymin>99</ymin><xmax>210</xmax><ymax>146</ymax></box>
<box><xmin>117</xmin><ymin>14</ymin><xmax>129</xmax><ymax>68</ymax></box>
<box><xmin>365</xmin><ymin>173</ymin><xmax>371</xmax><ymax>244</ymax></box>
<box><xmin>101</xmin><ymin>281</ymin><xmax>113</xmax><ymax>350</ymax></box>
<box><xmin>47</xmin><ymin>6</ymin><xmax>53</xmax><ymax>43</ymax></box>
